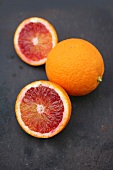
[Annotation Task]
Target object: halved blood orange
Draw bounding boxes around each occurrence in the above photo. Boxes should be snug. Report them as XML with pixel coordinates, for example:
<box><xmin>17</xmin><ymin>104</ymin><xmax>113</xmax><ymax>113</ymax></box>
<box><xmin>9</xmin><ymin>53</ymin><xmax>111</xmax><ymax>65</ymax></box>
<box><xmin>14</xmin><ymin>17</ymin><xmax>58</xmax><ymax>66</ymax></box>
<box><xmin>15</xmin><ymin>81</ymin><xmax>72</xmax><ymax>138</ymax></box>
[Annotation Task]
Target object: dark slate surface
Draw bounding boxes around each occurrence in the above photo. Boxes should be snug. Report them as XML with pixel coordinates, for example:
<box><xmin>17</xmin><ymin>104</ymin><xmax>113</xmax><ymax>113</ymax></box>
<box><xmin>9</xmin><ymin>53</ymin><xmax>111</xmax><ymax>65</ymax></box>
<box><xmin>0</xmin><ymin>0</ymin><xmax>113</xmax><ymax>170</ymax></box>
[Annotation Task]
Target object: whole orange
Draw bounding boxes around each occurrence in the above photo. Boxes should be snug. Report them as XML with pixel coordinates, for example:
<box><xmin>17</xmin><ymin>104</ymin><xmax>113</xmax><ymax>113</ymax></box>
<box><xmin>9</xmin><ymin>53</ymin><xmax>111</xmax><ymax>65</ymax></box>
<box><xmin>45</xmin><ymin>38</ymin><xmax>104</xmax><ymax>96</ymax></box>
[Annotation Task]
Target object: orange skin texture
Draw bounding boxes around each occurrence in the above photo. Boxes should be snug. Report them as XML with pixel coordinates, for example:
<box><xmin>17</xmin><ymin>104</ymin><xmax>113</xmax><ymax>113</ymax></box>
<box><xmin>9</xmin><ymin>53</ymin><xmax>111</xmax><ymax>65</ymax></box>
<box><xmin>46</xmin><ymin>38</ymin><xmax>104</xmax><ymax>96</ymax></box>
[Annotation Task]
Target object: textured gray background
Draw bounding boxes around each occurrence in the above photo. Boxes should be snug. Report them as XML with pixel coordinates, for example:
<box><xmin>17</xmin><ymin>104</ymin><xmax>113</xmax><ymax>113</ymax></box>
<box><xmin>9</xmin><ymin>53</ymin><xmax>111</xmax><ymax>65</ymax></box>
<box><xmin>0</xmin><ymin>0</ymin><xmax>113</xmax><ymax>170</ymax></box>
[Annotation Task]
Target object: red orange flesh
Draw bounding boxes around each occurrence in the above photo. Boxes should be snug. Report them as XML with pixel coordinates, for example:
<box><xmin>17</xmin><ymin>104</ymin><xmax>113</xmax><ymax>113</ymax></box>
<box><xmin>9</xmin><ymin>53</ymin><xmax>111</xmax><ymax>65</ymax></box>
<box><xmin>15</xmin><ymin>81</ymin><xmax>72</xmax><ymax>138</ymax></box>
<box><xmin>14</xmin><ymin>17</ymin><xmax>58</xmax><ymax>66</ymax></box>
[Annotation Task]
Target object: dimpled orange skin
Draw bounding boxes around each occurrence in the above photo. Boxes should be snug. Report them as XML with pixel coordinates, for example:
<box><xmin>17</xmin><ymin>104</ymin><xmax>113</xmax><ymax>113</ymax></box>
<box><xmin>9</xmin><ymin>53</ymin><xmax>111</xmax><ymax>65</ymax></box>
<box><xmin>46</xmin><ymin>38</ymin><xmax>104</xmax><ymax>96</ymax></box>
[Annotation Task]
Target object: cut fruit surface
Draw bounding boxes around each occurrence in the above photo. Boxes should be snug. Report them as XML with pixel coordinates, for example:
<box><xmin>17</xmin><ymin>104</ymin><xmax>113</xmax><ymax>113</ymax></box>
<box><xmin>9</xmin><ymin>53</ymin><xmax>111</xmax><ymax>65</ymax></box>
<box><xmin>15</xmin><ymin>81</ymin><xmax>72</xmax><ymax>138</ymax></box>
<box><xmin>14</xmin><ymin>17</ymin><xmax>58</xmax><ymax>66</ymax></box>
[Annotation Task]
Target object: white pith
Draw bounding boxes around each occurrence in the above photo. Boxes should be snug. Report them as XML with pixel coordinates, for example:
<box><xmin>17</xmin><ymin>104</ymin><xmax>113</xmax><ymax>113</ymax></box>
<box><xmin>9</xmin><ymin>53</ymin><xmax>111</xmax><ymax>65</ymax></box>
<box><xmin>37</xmin><ymin>104</ymin><xmax>45</xmax><ymax>114</ymax></box>
<box><xmin>32</xmin><ymin>37</ymin><xmax>39</xmax><ymax>46</ymax></box>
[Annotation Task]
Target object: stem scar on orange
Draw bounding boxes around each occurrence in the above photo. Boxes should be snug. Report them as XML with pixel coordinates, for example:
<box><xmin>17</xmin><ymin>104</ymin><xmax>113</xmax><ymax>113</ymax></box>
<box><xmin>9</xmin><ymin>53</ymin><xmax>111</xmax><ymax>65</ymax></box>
<box><xmin>15</xmin><ymin>81</ymin><xmax>72</xmax><ymax>138</ymax></box>
<box><xmin>46</xmin><ymin>38</ymin><xmax>104</xmax><ymax>96</ymax></box>
<box><xmin>14</xmin><ymin>17</ymin><xmax>58</xmax><ymax>66</ymax></box>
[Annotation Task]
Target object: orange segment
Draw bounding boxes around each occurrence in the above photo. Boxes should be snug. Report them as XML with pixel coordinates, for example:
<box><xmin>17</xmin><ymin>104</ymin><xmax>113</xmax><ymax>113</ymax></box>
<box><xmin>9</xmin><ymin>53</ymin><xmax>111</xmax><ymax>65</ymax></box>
<box><xmin>15</xmin><ymin>81</ymin><xmax>72</xmax><ymax>138</ymax></box>
<box><xmin>14</xmin><ymin>17</ymin><xmax>58</xmax><ymax>66</ymax></box>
